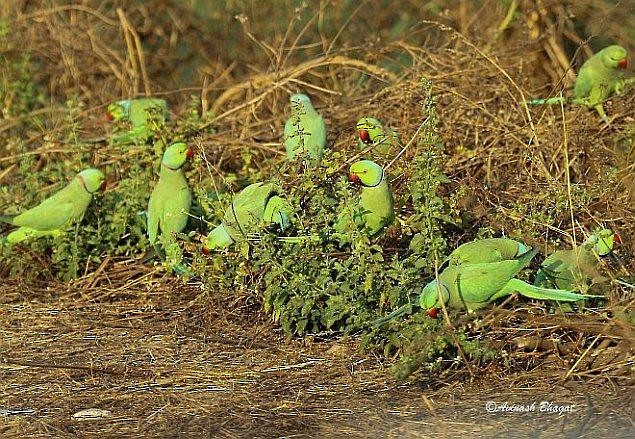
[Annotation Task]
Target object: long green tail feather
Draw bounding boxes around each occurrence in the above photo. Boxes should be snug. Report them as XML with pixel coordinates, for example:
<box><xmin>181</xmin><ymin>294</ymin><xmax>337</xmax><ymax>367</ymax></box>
<box><xmin>371</xmin><ymin>303</ymin><xmax>413</xmax><ymax>328</ymax></box>
<box><xmin>502</xmin><ymin>278</ymin><xmax>603</xmax><ymax>302</ymax></box>
<box><xmin>526</xmin><ymin>96</ymin><xmax>566</xmax><ymax>106</ymax></box>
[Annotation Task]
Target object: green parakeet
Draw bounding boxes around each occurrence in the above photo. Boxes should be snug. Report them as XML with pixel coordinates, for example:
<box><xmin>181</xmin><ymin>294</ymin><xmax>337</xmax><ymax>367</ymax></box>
<box><xmin>336</xmin><ymin>160</ymin><xmax>395</xmax><ymax>237</ymax></box>
<box><xmin>283</xmin><ymin>93</ymin><xmax>327</xmax><ymax>162</ymax></box>
<box><xmin>527</xmin><ymin>45</ymin><xmax>632</xmax><ymax>120</ymax></box>
<box><xmin>373</xmin><ymin>249</ymin><xmax>599</xmax><ymax>326</ymax></box>
<box><xmin>107</xmin><ymin>98</ymin><xmax>169</xmax><ymax>144</ymax></box>
<box><xmin>0</xmin><ymin>168</ymin><xmax>105</xmax><ymax>244</ymax></box>
<box><xmin>147</xmin><ymin>142</ymin><xmax>193</xmax><ymax>246</ymax></box>
<box><xmin>535</xmin><ymin>229</ymin><xmax>619</xmax><ymax>291</ymax></box>
<box><xmin>203</xmin><ymin>182</ymin><xmax>291</xmax><ymax>251</ymax></box>
<box><xmin>444</xmin><ymin>238</ymin><xmax>532</xmax><ymax>266</ymax></box>
<box><xmin>356</xmin><ymin>117</ymin><xmax>401</xmax><ymax>158</ymax></box>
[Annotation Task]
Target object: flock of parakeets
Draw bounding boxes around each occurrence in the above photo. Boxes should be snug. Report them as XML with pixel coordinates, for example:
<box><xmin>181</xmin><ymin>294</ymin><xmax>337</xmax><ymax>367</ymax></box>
<box><xmin>0</xmin><ymin>44</ymin><xmax>631</xmax><ymax>320</ymax></box>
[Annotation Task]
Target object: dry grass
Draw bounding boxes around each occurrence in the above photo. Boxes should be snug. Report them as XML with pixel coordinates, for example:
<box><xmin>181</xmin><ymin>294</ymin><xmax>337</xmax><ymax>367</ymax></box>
<box><xmin>0</xmin><ymin>1</ymin><xmax>634</xmax><ymax>437</ymax></box>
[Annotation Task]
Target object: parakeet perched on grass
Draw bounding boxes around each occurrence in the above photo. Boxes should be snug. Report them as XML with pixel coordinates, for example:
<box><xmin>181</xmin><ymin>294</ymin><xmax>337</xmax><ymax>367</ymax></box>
<box><xmin>147</xmin><ymin>142</ymin><xmax>193</xmax><ymax>247</ymax></box>
<box><xmin>356</xmin><ymin>117</ymin><xmax>401</xmax><ymax>158</ymax></box>
<box><xmin>373</xmin><ymin>249</ymin><xmax>600</xmax><ymax>326</ymax></box>
<box><xmin>535</xmin><ymin>229</ymin><xmax>619</xmax><ymax>291</ymax></box>
<box><xmin>336</xmin><ymin>160</ymin><xmax>395</xmax><ymax>237</ymax></box>
<box><xmin>527</xmin><ymin>45</ymin><xmax>632</xmax><ymax>120</ymax></box>
<box><xmin>107</xmin><ymin>98</ymin><xmax>169</xmax><ymax>145</ymax></box>
<box><xmin>0</xmin><ymin>168</ymin><xmax>105</xmax><ymax>244</ymax></box>
<box><xmin>283</xmin><ymin>93</ymin><xmax>327</xmax><ymax>162</ymax></box>
<box><xmin>203</xmin><ymin>182</ymin><xmax>291</xmax><ymax>251</ymax></box>
<box><xmin>444</xmin><ymin>238</ymin><xmax>532</xmax><ymax>266</ymax></box>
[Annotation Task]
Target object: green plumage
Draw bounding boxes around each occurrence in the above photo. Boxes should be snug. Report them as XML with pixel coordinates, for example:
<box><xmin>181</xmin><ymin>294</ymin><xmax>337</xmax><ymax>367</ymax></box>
<box><xmin>283</xmin><ymin>93</ymin><xmax>327</xmax><ymax>162</ymax></box>
<box><xmin>0</xmin><ymin>168</ymin><xmax>105</xmax><ymax>244</ymax></box>
<box><xmin>527</xmin><ymin>45</ymin><xmax>632</xmax><ymax>119</ymax></box>
<box><xmin>147</xmin><ymin>143</ymin><xmax>192</xmax><ymax>246</ymax></box>
<box><xmin>418</xmin><ymin>249</ymin><xmax>598</xmax><ymax>312</ymax></box>
<box><xmin>535</xmin><ymin>229</ymin><xmax>617</xmax><ymax>291</ymax></box>
<box><xmin>336</xmin><ymin>160</ymin><xmax>394</xmax><ymax>237</ymax></box>
<box><xmin>204</xmin><ymin>182</ymin><xmax>291</xmax><ymax>251</ymax></box>
<box><xmin>356</xmin><ymin>117</ymin><xmax>401</xmax><ymax>158</ymax></box>
<box><xmin>444</xmin><ymin>238</ymin><xmax>532</xmax><ymax>266</ymax></box>
<box><xmin>373</xmin><ymin>248</ymin><xmax>599</xmax><ymax>326</ymax></box>
<box><xmin>107</xmin><ymin>98</ymin><xmax>169</xmax><ymax>144</ymax></box>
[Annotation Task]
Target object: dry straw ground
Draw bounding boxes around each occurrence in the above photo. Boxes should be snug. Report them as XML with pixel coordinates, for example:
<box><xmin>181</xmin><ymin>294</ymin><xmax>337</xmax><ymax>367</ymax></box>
<box><xmin>1</xmin><ymin>1</ymin><xmax>634</xmax><ymax>437</ymax></box>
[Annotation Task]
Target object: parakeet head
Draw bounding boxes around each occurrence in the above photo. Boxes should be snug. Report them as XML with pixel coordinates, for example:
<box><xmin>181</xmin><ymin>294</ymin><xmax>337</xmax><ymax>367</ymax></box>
<box><xmin>587</xmin><ymin>228</ymin><xmax>619</xmax><ymax>256</ymax></box>
<box><xmin>600</xmin><ymin>45</ymin><xmax>628</xmax><ymax>70</ymax></box>
<box><xmin>106</xmin><ymin>101</ymin><xmax>130</xmax><ymax>122</ymax></box>
<box><xmin>162</xmin><ymin>142</ymin><xmax>193</xmax><ymax>170</ymax></box>
<box><xmin>77</xmin><ymin>168</ymin><xmax>106</xmax><ymax>194</ymax></box>
<box><xmin>289</xmin><ymin>93</ymin><xmax>314</xmax><ymax>114</ymax></box>
<box><xmin>356</xmin><ymin>117</ymin><xmax>385</xmax><ymax>145</ymax></box>
<box><xmin>348</xmin><ymin>160</ymin><xmax>384</xmax><ymax>187</ymax></box>
<box><xmin>418</xmin><ymin>279</ymin><xmax>450</xmax><ymax>317</ymax></box>
<box><xmin>202</xmin><ymin>224</ymin><xmax>234</xmax><ymax>253</ymax></box>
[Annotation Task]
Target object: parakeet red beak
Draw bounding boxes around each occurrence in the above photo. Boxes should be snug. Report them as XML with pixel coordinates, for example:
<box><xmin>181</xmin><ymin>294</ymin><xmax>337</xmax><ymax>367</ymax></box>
<box><xmin>186</xmin><ymin>148</ymin><xmax>194</xmax><ymax>159</ymax></box>
<box><xmin>202</xmin><ymin>246</ymin><xmax>211</xmax><ymax>255</ymax></box>
<box><xmin>614</xmin><ymin>233</ymin><xmax>622</xmax><ymax>244</ymax></box>
<box><xmin>106</xmin><ymin>112</ymin><xmax>114</xmax><ymax>121</ymax></box>
<box><xmin>426</xmin><ymin>308</ymin><xmax>439</xmax><ymax>319</ymax></box>
<box><xmin>348</xmin><ymin>173</ymin><xmax>362</xmax><ymax>184</ymax></box>
<box><xmin>100</xmin><ymin>180</ymin><xmax>107</xmax><ymax>191</ymax></box>
<box><xmin>618</xmin><ymin>58</ymin><xmax>628</xmax><ymax>69</ymax></box>
<box><xmin>359</xmin><ymin>129</ymin><xmax>371</xmax><ymax>144</ymax></box>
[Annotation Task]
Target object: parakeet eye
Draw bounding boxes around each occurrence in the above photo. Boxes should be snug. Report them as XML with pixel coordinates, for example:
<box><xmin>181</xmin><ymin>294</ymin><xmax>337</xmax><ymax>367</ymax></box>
<box><xmin>618</xmin><ymin>58</ymin><xmax>628</xmax><ymax>69</ymax></box>
<box><xmin>348</xmin><ymin>173</ymin><xmax>362</xmax><ymax>184</ymax></box>
<box><xmin>426</xmin><ymin>308</ymin><xmax>439</xmax><ymax>319</ymax></box>
<box><xmin>359</xmin><ymin>129</ymin><xmax>371</xmax><ymax>144</ymax></box>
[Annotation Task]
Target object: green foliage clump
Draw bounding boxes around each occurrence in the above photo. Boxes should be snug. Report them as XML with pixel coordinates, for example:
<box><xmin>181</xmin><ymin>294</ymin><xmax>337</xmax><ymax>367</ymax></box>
<box><xmin>362</xmin><ymin>312</ymin><xmax>498</xmax><ymax>380</ymax></box>
<box><xmin>194</xmin><ymin>80</ymin><xmax>488</xmax><ymax>379</ymax></box>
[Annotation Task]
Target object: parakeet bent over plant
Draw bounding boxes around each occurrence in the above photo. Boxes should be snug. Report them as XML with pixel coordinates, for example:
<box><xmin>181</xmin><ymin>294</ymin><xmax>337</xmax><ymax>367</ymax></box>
<box><xmin>527</xmin><ymin>45</ymin><xmax>632</xmax><ymax>120</ymax></box>
<box><xmin>336</xmin><ymin>160</ymin><xmax>395</xmax><ymax>237</ymax></box>
<box><xmin>204</xmin><ymin>182</ymin><xmax>291</xmax><ymax>251</ymax></box>
<box><xmin>107</xmin><ymin>98</ymin><xmax>169</xmax><ymax>144</ymax></box>
<box><xmin>0</xmin><ymin>168</ymin><xmax>105</xmax><ymax>244</ymax></box>
<box><xmin>535</xmin><ymin>229</ymin><xmax>619</xmax><ymax>291</ymax></box>
<box><xmin>147</xmin><ymin>142</ymin><xmax>193</xmax><ymax>246</ymax></box>
<box><xmin>356</xmin><ymin>117</ymin><xmax>401</xmax><ymax>157</ymax></box>
<box><xmin>373</xmin><ymin>249</ymin><xmax>599</xmax><ymax>326</ymax></box>
<box><xmin>283</xmin><ymin>93</ymin><xmax>327</xmax><ymax>162</ymax></box>
<box><xmin>444</xmin><ymin>238</ymin><xmax>532</xmax><ymax>266</ymax></box>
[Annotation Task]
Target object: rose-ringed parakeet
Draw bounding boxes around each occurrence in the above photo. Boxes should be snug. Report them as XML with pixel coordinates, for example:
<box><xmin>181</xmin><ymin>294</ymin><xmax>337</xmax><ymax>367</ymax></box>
<box><xmin>534</xmin><ymin>228</ymin><xmax>619</xmax><ymax>291</ymax></box>
<box><xmin>335</xmin><ymin>160</ymin><xmax>395</xmax><ymax>238</ymax></box>
<box><xmin>107</xmin><ymin>98</ymin><xmax>169</xmax><ymax>145</ymax></box>
<box><xmin>147</xmin><ymin>142</ymin><xmax>193</xmax><ymax>251</ymax></box>
<box><xmin>203</xmin><ymin>182</ymin><xmax>291</xmax><ymax>251</ymax></box>
<box><xmin>0</xmin><ymin>168</ymin><xmax>105</xmax><ymax>244</ymax></box>
<box><xmin>356</xmin><ymin>117</ymin><xmax>401</xmax><ymax>158</ymax></box>
<box><xmin>527</xmin><ymin>45</ymin><xmax>632</xmax><ymax>120</ymax></box>
<box><xmin>283</xmin><ymin>93</ymin><xmax>327</xmax><ymax>162</ymax></box>
<box><xmin>373</xmin><ymin>248</ymin><xmax>599</xmax><ymax>326</ymax></box>
<box><xmin>444</xmin><ymin>238</ymin><xmax>532</xmax><ymax>266</ymax></box>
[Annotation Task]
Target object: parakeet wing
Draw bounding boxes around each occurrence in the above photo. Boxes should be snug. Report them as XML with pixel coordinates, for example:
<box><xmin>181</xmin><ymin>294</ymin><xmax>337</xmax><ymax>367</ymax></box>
<box><xmin>10</xmin><ymin>198</ymin><xmax>77</xmax><ymax>230</ymax></box>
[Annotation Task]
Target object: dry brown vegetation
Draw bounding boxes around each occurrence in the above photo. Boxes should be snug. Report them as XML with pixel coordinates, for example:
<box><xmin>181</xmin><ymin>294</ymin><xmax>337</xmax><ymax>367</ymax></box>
<box><xmin>1</xmin><ymin>1</ymin><xmax>634</xmax><ymax>437</ymax></box>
